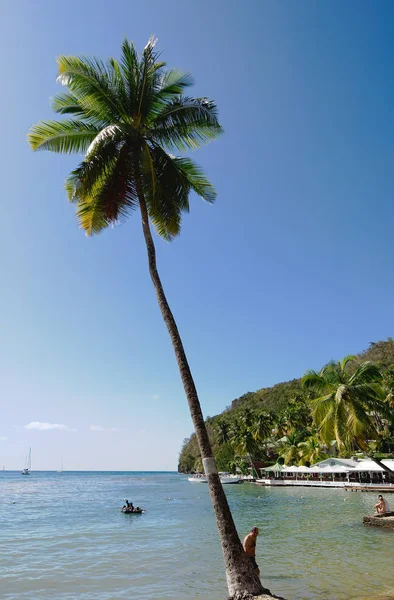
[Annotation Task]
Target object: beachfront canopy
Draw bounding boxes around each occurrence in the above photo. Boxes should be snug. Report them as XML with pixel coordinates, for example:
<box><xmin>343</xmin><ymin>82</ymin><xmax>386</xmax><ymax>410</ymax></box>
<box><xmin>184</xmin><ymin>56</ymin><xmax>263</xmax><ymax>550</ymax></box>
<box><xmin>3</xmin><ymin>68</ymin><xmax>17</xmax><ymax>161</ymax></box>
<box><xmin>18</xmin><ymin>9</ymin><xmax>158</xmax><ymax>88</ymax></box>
<box><xmin>352</xmin><ymin>460</ymin><xmax>384</xmax><ymax>472</ymax></box>
<box><xmin>263</xmin><ymin>462</ymin><xmax>285</xmax><ymax>472</ymax></box>
<box><xmin>318</xmin><ymin>465</ymin><xmax>350</xmax><ymax>473</ymax></box>
<box><xmin>263</xmin><ymin>459</ymin><xmax>394</xmax><ymax>476</ymax></box>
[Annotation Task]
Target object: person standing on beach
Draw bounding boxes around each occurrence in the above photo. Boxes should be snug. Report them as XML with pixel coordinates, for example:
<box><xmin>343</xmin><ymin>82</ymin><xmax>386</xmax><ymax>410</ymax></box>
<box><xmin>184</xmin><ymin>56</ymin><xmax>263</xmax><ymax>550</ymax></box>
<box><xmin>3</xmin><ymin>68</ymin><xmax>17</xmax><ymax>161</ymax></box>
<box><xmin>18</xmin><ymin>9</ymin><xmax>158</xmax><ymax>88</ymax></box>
<box><xmin>243</xmin><ymin>527</ymin><xmax>260</xmax><ymax>577</ymax></box>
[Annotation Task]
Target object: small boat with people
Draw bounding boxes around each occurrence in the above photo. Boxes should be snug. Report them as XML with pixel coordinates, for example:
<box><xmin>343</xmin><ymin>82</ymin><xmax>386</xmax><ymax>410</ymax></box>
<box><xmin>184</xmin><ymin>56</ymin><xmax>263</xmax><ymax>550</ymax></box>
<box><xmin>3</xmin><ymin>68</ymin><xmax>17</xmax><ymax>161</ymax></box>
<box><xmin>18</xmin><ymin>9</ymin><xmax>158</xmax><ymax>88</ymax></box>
<box><xmin>120</xmin><ymin>499</ymin><xmax>145</xmax><ymax>514</ymax></box>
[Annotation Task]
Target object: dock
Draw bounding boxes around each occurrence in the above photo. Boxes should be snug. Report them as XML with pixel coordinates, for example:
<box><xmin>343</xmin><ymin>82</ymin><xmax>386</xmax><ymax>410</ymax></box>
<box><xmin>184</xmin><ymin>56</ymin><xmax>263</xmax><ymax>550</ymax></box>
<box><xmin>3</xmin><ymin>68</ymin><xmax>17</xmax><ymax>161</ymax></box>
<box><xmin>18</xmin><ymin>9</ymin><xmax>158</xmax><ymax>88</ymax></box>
<box><xmin>344</xmin><ymin>486</ymin><xmax>394</xmax><ymax>493</ymax></box>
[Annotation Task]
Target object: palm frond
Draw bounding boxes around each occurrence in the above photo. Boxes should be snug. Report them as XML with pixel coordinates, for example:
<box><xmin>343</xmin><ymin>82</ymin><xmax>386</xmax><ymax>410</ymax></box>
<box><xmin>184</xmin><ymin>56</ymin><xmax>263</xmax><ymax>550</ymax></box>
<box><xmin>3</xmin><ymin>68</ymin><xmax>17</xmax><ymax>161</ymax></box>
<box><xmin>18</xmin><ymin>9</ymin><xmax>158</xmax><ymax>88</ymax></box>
<box><xmin>334</xmin><ymin>384</ymin><xmax>348</xmax><ymax>405</ymax></box>
<box><xmin>136</xmin><ymin>36</ymin><xmax>166</xmax><ymax>122</ymax></box>
<box><xmin>28</xmin><ymin>119</ymin><xmax>99</xmax><ymax>153</ymax></box>
<box><xmin>143</xmin><ymin>145</ymin><xmax>215</xmax><ymax>239</ymax></box>
<box><xmin>154</xmin><ymin>69</ymin><xmax>194</xmax><ymax>103</ymax></box>
<box><xmin>120</xmin><ymin>38</ymin><xmax>140</xmax><ymax>116</ymax></box>
<box><xmin>173</xmin><ymin>157</ymin><xmax>216</xmax><ymax>202</ymax></box>
<box><xmin>107</xmin><ymin>57</ymin><xmax>129</xmax><ymax>114</ymax></box>
<box><xmin>57</xmin><ymin>55</ymin><xmax>127</xmax><ymax>122</ymax></box>
<box><xmin>151</xmin><ymin>96</ymin><xmax>223</xmax><ymax>151</ymax></box>
<box><xmin>320</xmin><ymin>361</ymin><xmax>342</xmax><ymax>386</ymax></box>
<box><xmin>311</xmin><ymin>392</ymin><xmax>336</xmax><ymax>427</ymax></box>
<box><xmin>346</xmin><ymin>398</ymin><xmax>377</xmax><ymax>440</ymax></box>
<box><xmin>340</xmin><ymin>355</ymin><xmax>357</xmax><ymax>374</ymax></box>
<box><xmin>51</xmin><ymin>92</ymin><xmax>85</xmax><ymax>116</ymax></box>
<box><xmin>349</xmin><ymin>361</ymin><xmax>382</xmax><ymax>386</ymax></box>
<box><xmin>84</xmin><ymin>124</ymin><xmax>129</xmax><ymax>159</ymax></box>
<box><xmin>302</xmin><ymin>371</ymin><xmax>330</xmax><ymax>394</ymax></box>
<box><xmin>65</xmin><ymin>141</ymin><xmax>137</xmax><ymax>235</ymax></box>
<box><xmin>65</xmin><ymin>140</ymin><xmax>120</xmax><ymax>202</ymax></box>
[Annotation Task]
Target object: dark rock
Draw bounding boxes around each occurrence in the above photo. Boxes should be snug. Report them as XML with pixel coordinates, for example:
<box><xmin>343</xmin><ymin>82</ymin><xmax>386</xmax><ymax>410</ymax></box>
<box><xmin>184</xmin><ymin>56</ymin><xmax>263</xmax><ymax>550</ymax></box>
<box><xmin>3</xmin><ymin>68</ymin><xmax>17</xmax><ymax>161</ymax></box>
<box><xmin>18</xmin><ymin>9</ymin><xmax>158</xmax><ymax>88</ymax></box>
<box><xmin>363</xmin><ymin>514</ymin><xmax>394</xmax><ymax>528</ymax></box>
<box><xmin>228</xmin><ymin>590</ymin><xmax>287</xmax><ymax>600</ymax></box>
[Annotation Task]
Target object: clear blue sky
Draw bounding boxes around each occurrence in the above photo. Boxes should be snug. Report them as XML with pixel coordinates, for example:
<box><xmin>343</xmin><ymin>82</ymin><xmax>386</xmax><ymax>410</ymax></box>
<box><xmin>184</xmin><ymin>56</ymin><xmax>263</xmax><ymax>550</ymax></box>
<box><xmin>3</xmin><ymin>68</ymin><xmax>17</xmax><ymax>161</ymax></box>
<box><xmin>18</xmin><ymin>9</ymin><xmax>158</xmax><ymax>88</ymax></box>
<box><xmin>1</xmin><ymin>1</ymin><xmax>393</xmax><ymax>470</ymax></box>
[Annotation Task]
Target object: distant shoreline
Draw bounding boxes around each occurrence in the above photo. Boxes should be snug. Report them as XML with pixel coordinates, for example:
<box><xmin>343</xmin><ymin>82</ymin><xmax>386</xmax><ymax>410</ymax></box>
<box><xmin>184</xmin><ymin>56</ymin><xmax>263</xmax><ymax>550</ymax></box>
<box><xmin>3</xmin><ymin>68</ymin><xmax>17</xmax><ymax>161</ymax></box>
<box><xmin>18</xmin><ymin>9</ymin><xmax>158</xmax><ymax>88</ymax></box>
<box><xmin>1</xmin><ymin>470</ymin><xmax>180</xmax><ymax>473</ymax></box>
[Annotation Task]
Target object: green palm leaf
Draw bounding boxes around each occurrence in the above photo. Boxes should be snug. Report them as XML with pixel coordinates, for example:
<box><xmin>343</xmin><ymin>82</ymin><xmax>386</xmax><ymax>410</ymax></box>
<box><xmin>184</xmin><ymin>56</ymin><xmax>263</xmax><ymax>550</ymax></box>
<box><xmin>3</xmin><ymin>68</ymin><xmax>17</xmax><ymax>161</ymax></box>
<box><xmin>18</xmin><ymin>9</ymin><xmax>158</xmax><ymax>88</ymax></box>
<box><xmin>151</xmin><ymin>96</ymin><xmax>223</xmax><ymax>151</ymax></box>
<box><xmin>75</xmin><ymin>144</ymin><xmax>137</xmax><ymax>235</ymax></box>
<box><xmin>349</xmin><ymin>361</ymin><xmax>382</xmax><ymax>385</ymax></box>
<box><xmin>143</xmin><ymin>145</ymin><xmax>216</xmax><ymax>239</ymax></box>
<box><xmin>28</xmin><ymin>120</ymin><xmax>99</xmax><ymax>153</ymax></box>
<box><xmin>57</xmin><ymin>55</ymin><xmax>127</xmax><ymax>123</ymax></box>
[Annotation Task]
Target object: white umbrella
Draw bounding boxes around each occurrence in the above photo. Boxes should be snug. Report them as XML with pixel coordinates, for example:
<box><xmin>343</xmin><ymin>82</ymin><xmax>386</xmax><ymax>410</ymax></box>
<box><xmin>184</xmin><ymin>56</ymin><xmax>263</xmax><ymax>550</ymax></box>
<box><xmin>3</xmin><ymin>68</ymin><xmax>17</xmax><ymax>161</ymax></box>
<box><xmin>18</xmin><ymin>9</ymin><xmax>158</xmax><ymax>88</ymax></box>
<box><xmin>296</xmin><ymin>465</ymin><xmax>311</xmax><ymax>473</ymax></box>
<box><xmin>309</xmin><ymin>465</ymin><xmax>327</xmax><ymax>473</ymax></box>
<box><xmin>320</xmin><ymin>465</ymin><xmax>350</xmax><ymax>473</ymax></box>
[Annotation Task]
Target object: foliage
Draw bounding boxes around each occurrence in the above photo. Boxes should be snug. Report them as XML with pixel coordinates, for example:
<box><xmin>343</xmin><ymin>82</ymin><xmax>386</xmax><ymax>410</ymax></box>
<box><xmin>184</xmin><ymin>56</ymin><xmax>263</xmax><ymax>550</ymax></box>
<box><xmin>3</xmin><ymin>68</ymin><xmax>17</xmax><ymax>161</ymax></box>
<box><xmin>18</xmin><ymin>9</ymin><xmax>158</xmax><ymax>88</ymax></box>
<box><xmin>302</xmin><ymin>356</ymin><xmax>386</xmax><ymax>452</ymax></box>
<box><xmin>178</xmin><ymin>339</ymin><xmax>394</xmax><ymax>472</ymax></box>
<box><xmin>28</xmin><ymin>37</ymin><xmax>222</xmax><ymax>239</ymax></box>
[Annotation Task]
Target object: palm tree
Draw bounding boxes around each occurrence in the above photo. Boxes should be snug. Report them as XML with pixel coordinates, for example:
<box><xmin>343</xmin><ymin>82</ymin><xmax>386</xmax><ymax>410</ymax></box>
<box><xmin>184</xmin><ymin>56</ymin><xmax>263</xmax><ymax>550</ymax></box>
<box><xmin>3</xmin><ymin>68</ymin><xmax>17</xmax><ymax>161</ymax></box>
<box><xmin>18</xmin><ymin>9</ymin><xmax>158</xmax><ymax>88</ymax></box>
<box><xmin>273</xmin><ymin>413</ymin><xmax>290</xmax><ymax>438</ymax></box>
<box><xmin>277</xmin><ymin>432</ymin><xmax>303</xmax><ymax>465</ymax></box>
<box><xmin>230</xmin><ymin>423</ymin><xmax>261</xmax><ymax>477</ymax></box>
<box><xmin>216</xmin><ymin>419</ymin><xmax>231</xmax><ymax>445</ymax></box>
<box><xmin>250</xmin><ymin>411</ymin><xmax>274</xmax><ymax>443</ymax></box>
<box><xmin>238</xmin><ymin>407</ymin><xmax>255</xmax><ymax>428</ymax></box>
<box><xmin>302</xmin><ymin>356</ymin><xmax>386</xmax><ymax>454</ymax></box>
<box><xmin>28</xmin><ymin>39</ymin><xmax>265</xmax><ymax>598</ymax></box>
<box><xmin>297</xmin><ymin>434</ymin><xmax>327</xmax><ymax>466</ymax></box>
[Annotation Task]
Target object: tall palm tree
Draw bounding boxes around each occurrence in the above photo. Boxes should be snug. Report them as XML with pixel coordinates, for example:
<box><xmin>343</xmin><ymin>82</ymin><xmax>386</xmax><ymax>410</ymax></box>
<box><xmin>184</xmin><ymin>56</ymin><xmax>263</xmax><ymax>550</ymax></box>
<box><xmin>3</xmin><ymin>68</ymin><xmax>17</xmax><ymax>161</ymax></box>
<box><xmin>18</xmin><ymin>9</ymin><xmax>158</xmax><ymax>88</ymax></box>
<box><xmin>28</xmin><ymin>39</ymin><xmax>265</xmax><ymax>598</ymax></box>
<box><xmin>302</xmin><ymin>356</ymin><xmax>386</xmax><ymax>453</ymax></box>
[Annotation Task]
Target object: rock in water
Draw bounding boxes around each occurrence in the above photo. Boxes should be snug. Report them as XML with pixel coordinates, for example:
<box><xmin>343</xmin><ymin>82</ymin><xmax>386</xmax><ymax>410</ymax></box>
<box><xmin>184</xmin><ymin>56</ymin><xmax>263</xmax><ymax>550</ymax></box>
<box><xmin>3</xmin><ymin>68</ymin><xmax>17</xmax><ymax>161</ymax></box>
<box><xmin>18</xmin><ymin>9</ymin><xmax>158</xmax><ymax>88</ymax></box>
<box><xmin>228</xmin><ymin>590</ymin><xmax>287</xmax><ymax>600</ymax></box>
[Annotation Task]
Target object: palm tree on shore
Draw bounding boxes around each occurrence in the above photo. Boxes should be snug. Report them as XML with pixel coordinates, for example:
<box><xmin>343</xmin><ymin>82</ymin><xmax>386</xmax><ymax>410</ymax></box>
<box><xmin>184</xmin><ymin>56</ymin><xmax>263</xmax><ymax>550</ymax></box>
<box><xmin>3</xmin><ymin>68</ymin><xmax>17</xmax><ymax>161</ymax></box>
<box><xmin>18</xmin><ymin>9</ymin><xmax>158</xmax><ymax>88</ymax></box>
<box><xmin>28</xmin><ymin>38</ymin><xmax>266</xmax><ymax>598</ymax></box>
<box><xmin>302</xmin><ymin>356</ymin><xmax>386</xmax><ymax>453</ymax></box>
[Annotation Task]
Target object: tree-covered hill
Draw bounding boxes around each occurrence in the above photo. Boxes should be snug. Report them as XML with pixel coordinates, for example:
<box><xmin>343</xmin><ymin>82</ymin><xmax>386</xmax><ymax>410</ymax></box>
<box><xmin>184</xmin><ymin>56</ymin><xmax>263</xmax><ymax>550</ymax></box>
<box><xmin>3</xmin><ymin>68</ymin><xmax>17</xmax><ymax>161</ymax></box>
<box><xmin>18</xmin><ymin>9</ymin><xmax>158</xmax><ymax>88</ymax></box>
<box><xmin>178</xmin><ymin>339</ymin><xmax>394</xmax><ymax>473</ymax></box>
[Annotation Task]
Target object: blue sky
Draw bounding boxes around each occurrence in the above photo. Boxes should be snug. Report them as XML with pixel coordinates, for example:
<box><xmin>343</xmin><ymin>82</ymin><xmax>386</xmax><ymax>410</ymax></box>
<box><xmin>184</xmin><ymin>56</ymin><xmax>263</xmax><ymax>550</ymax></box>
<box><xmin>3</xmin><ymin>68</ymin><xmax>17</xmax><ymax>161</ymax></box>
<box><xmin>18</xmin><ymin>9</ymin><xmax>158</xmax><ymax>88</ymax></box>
<box><xmin>1</xmin><ymin>1</ymin><xmax>393</xmax><ymax>470</ymax></box>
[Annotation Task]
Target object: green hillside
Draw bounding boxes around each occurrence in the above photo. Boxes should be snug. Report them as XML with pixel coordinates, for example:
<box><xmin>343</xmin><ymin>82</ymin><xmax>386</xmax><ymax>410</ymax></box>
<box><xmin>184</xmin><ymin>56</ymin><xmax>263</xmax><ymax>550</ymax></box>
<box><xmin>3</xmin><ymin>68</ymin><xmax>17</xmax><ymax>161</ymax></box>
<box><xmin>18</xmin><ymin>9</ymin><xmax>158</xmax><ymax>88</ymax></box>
<box><xmin>178</xmin><ymin>339</ymin><xmax>394</xmax><ymax>473</ymax></box>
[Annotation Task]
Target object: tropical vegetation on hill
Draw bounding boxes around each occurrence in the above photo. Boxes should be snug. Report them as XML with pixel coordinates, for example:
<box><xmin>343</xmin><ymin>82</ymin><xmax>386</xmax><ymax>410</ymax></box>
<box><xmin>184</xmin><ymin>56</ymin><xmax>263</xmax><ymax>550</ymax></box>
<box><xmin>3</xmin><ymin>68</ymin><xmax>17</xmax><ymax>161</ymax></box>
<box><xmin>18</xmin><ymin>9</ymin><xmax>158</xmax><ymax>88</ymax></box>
<box><xmin>178</xmin><ymin>339</ymin><xmax>394</xmax><ymax>473</ymax></box>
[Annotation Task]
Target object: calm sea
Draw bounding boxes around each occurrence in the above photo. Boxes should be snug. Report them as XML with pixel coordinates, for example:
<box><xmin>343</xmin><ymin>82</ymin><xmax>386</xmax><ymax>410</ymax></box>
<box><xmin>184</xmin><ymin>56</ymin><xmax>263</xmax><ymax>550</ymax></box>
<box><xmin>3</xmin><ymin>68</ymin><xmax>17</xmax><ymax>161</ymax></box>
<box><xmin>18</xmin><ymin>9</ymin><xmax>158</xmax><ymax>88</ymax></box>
<box><xmin>0</xmin><ymin>471</ymin><xmax>393</xmax><ymax>600</ymax></box>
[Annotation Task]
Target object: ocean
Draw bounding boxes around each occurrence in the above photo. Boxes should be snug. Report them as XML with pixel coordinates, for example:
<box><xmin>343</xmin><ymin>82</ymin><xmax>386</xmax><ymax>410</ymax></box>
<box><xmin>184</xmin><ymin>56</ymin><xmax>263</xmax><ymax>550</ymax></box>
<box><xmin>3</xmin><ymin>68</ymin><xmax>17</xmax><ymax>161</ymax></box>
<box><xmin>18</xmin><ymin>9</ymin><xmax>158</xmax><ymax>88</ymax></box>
<box><xmin>0</xmin><ymin>471</ymin><xmax>393</xmax><ymax>600</ymax></box>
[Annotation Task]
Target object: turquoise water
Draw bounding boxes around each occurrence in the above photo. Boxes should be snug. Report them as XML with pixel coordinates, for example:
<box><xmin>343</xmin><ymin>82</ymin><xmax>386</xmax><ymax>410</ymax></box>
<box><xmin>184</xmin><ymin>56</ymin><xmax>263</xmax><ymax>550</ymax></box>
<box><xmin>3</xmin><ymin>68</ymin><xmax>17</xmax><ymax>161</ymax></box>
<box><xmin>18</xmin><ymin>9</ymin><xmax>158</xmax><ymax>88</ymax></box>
<box><xmin>0</xmin><ymin>471</ymin><xmax>393</xmax><ymax>600</ymax></box>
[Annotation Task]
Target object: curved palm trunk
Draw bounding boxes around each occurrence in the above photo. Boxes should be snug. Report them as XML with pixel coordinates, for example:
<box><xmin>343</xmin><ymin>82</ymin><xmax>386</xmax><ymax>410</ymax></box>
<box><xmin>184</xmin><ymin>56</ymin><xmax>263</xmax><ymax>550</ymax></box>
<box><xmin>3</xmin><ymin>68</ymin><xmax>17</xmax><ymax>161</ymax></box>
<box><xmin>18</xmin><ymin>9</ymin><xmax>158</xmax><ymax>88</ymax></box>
<box><xmin>137</xmin><ymin>193</ymin><xmax>265</xmax><ymax>598</ymax></box>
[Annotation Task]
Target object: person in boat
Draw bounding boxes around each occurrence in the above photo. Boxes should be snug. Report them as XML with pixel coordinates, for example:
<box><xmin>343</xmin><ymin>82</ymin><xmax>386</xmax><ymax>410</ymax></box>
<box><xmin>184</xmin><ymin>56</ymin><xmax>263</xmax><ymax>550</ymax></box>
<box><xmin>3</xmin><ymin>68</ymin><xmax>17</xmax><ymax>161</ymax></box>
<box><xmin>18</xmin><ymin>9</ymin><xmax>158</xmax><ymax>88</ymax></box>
<box><xmin>375</xmin><ymin>494</ymin><xmax>390</xmax><ymax>514</ymax></box>
<box><xmin>243</xmin><ymin>526</ymin><xmax>260</xmax><ymax>577</ymax></box>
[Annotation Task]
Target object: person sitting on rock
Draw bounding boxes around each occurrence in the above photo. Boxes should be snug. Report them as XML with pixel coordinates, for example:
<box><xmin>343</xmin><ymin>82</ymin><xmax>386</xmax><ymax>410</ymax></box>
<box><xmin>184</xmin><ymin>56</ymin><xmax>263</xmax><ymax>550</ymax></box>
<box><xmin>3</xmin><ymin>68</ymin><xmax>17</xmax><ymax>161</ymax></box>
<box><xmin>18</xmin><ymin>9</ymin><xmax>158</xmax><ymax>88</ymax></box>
<box><xmin>375</xmin><ymin>494</ymin><xmax>390</xmax><ymax>514</ymax></box>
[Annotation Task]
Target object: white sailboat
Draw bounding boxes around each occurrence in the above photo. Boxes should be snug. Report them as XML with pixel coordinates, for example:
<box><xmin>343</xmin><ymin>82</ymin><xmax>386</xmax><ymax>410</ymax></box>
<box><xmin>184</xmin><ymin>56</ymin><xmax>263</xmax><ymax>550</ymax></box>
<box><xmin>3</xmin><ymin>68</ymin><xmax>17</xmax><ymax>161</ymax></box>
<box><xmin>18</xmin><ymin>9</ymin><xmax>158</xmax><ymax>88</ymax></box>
<box><xmin>21</xmin><ymin>448</ymin><xmax>31</xmax><ymax>475</ymax></box>
<box><xmin>57</xmin><ymin>457</ymin><xmax>63</xmax><ymax>473</ymax></box>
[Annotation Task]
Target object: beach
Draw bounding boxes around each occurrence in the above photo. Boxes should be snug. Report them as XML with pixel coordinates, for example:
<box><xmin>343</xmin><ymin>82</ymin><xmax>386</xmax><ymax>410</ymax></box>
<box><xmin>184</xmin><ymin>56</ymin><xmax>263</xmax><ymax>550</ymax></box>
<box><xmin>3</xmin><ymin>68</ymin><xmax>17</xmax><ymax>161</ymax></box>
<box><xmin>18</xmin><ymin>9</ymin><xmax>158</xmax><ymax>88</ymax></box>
<box><xmin>1</xmin><ymin>471</ymin><xmax>393</xmax><ymax>600</ymax></box>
